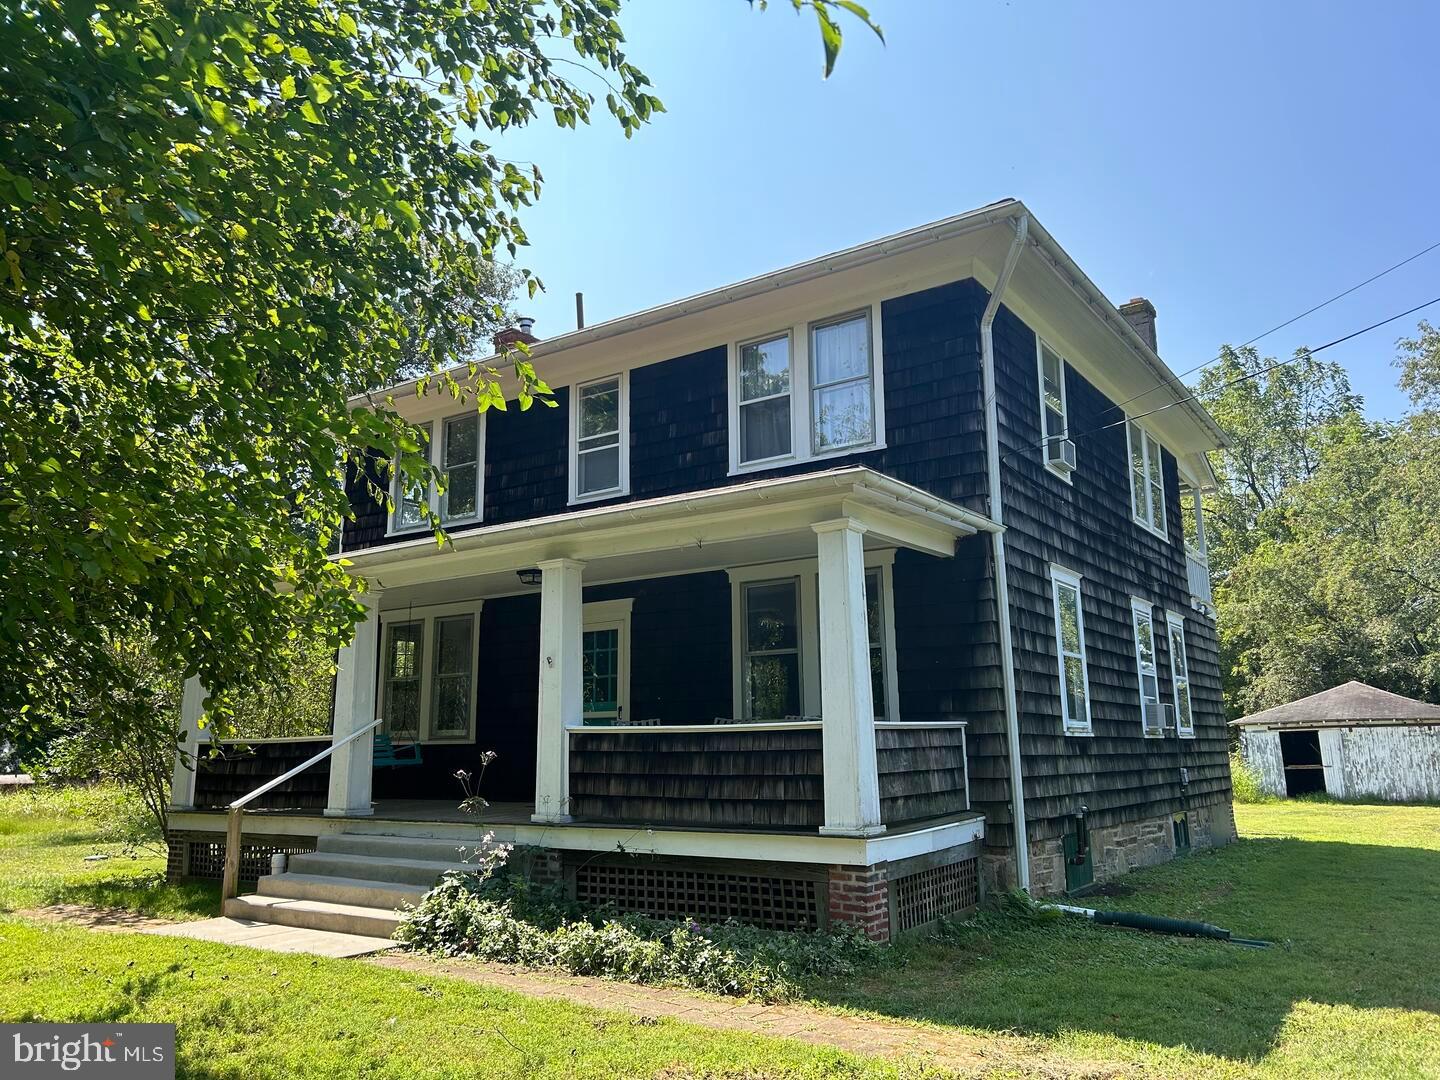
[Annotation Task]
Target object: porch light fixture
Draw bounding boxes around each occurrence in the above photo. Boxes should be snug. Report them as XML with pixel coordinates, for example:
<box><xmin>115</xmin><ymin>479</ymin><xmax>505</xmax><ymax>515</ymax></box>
<box><xmin>516</xmin><ymin>568</ymin><xmax>542</xmax><ymax>587</ymax></box>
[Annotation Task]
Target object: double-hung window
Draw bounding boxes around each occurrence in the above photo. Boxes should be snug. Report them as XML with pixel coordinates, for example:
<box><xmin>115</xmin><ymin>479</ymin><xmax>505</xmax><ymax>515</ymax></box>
<box><xmin>572</xmin><ymin>374</ymin><xmax>627</xmax><ymax>501</ymax></box>
<box><xmin>389</xmin><ymin>412</ymin><xmax>484</xmax><ymax>533</ymax></box>
<box><xmin>741</xmin><ymin>578</ymin><xmax>802</xmax><ymax>720</ymax></box>
<box><xmin>1050</xmin><ymin>566</ymin><xmax>1092</xmax><ymax>734</ymax></box>
<box><xmin>729</xmin><ymin>555</ymin><xmax>899</xmax><ymax>722</ymax></box>
<box><xmin>737</xmin><ymin>333</ymin><xmax>793</xmax><ymax>465</ymax></box>
<box><xmin>1167</xmin><ymin>612</ymin><xmax>1195</xmax><ymax>737</ymax></box>
<box><xmin>1038</xmin><ymin>340</ymin><xmax>1070</xmax><ymax>471</ymax></box>
<box><xmin>811</xmin><ymin>312</ymin><xmax>875</xmax><ymax>453</ymax></box>
<box><xmin>379</xmin><ymin>602</ymin><xmax>482</xmax><ymax>743</ymax></box>
<box><xmin>1127</xmin><ymin>421</ymin><xmax>1167</xmax><ymax>537</ymax></box>
<box><xmin>1132</xmin><ymin>598</ymin><xmax>1163</xmax><ymax>736</ymax></box>
<box><xmin>730</xmin><ymin>305</ymin><xmax>883</xmax><ymax>471</ymax></box>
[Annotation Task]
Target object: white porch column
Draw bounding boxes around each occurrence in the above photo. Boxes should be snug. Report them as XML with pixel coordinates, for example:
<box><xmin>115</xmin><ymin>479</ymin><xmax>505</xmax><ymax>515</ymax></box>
<box><xmin>168</xmin><ymin>676</ymin><xmax>209</xmax><ymax>810</ymax></box>
<box><xmin>326</xmin><ymin>585</ymin><xmax>383</xmax><ymax>817</ymax></box>
<box><xmin>533</xmin><ymin>558</ymin><xmax>585</xmax><ymax>824</ymax></box>
<box><xmin>813</xmin><ymin>519</ymin><xmax>885</xmax><ymax>837</ymax></box>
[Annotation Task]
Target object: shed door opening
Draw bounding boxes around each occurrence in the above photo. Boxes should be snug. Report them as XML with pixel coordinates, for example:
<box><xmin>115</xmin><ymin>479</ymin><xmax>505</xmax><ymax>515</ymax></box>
<box><xmin>1279</xmin><ymin>729</ymin><xmax>1327</xmax><ymax>797</ymax></box>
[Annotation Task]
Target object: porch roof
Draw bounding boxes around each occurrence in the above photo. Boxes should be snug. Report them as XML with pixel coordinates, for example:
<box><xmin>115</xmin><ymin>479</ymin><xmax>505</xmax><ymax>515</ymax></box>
<box><xmin>340</xmin><ymin>467</ymin><xmax>997</xmax><ymax>589</ymax></box>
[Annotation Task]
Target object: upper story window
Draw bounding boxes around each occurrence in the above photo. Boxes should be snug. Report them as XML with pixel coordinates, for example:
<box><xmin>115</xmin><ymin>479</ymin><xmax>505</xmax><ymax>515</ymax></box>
<box><xmin>1127</xmin><ymin>420</ymin><xmax>1167</xmax><ymax>538</ymax></box>
<box><xmin>738</xmin><ymin>333</ymin><xmax>793</xmax><ymax>464</ymax></box>
<box><xmin>571</xmin><ymin>373</ymin><xmax>628</xmax><ymax>503</ymax></box>
<box><xmin>728</xmin><ymin>304</ymin><xmax>885</xmax><ymax>473</ymax></box>
<box><xmin>1132</xmin><ymin>597</ymin><xmax>1163</xmax><ymax>737</ymax></box>
<box><xmin>390</xmin><ymin>412</ymin><xmax>484</xmax><ymax>534</ymax></box>
<box><xmin>1037</xmin><ymin>340</ymin><xmax>1073</xmax><ymax>478</ymax></box>
<box><xmin>1167</xmin><ymin>612</ymin><xmax>1195</xmax><ymax>738</ymax></box>
<box><xmin>811</xmin><ymin>312</ymin><xmax>874</xmax><ymax>452</ymax></box>
<box><xmin>1050</xmin><ymin>565</ymin><xmax>1092</xmax><ymax>735</ymax></box>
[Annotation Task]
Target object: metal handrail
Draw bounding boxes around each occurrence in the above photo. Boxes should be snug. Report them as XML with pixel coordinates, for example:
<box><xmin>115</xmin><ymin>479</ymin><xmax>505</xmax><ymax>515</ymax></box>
<box><xmin>219</xmin><ymin>718</ymin><xmax>383</xmax><ymax>902</ymax></box>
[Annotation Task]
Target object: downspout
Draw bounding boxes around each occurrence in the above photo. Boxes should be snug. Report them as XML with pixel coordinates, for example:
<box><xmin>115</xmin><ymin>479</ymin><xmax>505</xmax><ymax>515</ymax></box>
<box><xmin>980</xmin><ymin>213</ymin><xmax>1031</xmax><ymax>892</ymax></box>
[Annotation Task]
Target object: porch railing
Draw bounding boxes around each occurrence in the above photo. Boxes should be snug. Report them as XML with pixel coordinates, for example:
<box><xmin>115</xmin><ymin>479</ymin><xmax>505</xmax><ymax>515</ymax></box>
<box><xmin>219</xmin><ymin>718</ymin><xmax>381</xmax><ymax>902</ymax></box>
<box><xmin>875</xmin><ymin>721</ymin><xmax>968</xmax><ymax>825</ymax></box>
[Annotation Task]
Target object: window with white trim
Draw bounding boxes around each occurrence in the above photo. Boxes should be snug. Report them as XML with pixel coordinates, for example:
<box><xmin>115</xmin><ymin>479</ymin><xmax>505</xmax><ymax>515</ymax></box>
<box><xmin>1127</xmin><ymin>421</ymin><xmax>1167</xmax><ymax>537</ymax></box>
<box><xmin>728</xmin><ymin>304</ymin><xmax>884</xmax><ymax>472</ymax></box>
<box><xmin>1038</xmin><ymin>339</ymin><xmax>1070</xmax><ymax>468</ymax></box>
<box><xmin>378</xmin><ymin>601</ymin><xmax>482</xmax><ymax>743</ymax></box>
<box><xmin>1167</xmin><ymin>612</ymin><xmax>1195</xmax><ymax>738</ymax></box>
<box><xmin>1132</xmin><ymin>598</ymin><xmax>1163</xmax><ymax>736</ymax></box>
<box><xmin>728</xmin><ymin>554</ymin><xmax>899</xmax><ymax>722</ymax></box>
<box><xmin>571</xmin><ymin>373</ymin><xmax>627</xmax><ymax>501</ymax></box>
<box><xmin>810</xmin><ymin>312</ymin><xmax>874</xmax><ymax>453</ymax></box>
<box><xmin>389</xmin><ymin>412</ymin><xmax>485</xmax><ymax>533</ymax></box>
<box><xmin>1050</xmin><ymin>567</ymin><xmax>1091</xmax><ymax>734</ymax></box>
<box><xmin>582</xmin><ymin>599</ymin><xmax>632</xmax><ymax>725</ymax></box>
<box><xmin>737</xmin><ymin>332</ymin><xmax>792</xmax><ymax>465</ymax></box>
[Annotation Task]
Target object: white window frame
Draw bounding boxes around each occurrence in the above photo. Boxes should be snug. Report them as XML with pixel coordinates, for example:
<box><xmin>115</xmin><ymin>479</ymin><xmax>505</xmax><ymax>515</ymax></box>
<box><xmin>387</xmin><ymin>411</ymin><xmax>486</xmax><ymax>535</ymax></box>
<box><xmin>1036</xmin><ymin>337</ymin><xmax>1073</xmax><ymax>483</ymax></box>
<box><xmin>733</xmin><ymin>328</ymin><xmax>796</xmax><ymax>469</ymax></box>
<box><xmin>581</xmin><ymin>598</ymin><xmax>633</xmax><ymax>725</ymax></box>
<box><xmin>1131</xmin><ymin>596</ymin><xmax>1163</xmax><ymax>738</ymax></box>
<box><xmin>569</xmin><ymin>371</ymin><xmax>630</xmax><ymax>505</ymax></box>
<box><xmin>726</xmin><ymin>551</ymin><xmax>899</xmax><ymax>722</ymax></box>
<box><xmin>1167</xmin><ymin>611</ymin><xmax>1195</xmax><ymax>738</ymax></box>
<box><xmin>727</xmin><ymin>302</ymin><xmax>886</xmax><ymax>475</ymax></box>
<box><xmin>1127</xmin><ymin>420</ymin><xmax>1168</xmax><ymax>540</ymax></box>
<box><xmin>377</xmin><ymin>599</ymin><xmax>484</xmax><ymax>744</ymax></box>
<box><xmin>1049</xmin><ymin>564</ymin><xmax>1092</xmax><ymax>736</ymax></box>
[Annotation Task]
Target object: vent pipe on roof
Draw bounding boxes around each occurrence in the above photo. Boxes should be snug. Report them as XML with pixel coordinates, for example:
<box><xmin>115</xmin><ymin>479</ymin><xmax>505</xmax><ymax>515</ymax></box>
<box><xmin>576</xmin><ymin>292</ymin><xmax>585</xmax><ymax>330</ymax></box>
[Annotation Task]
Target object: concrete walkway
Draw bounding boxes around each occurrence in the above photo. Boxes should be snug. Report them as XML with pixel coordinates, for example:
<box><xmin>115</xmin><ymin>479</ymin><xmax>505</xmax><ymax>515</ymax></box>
<box><xmin>142</xmin><ymin>916</ymin><xmax>396</xmax><ymax>957</ymax></box>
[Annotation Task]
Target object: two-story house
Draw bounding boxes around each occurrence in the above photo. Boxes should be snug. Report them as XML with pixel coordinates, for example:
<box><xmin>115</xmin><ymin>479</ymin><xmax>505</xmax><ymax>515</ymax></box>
<box><xmin>166</xmin><ymin>199</ymin><xmax>1233</xmax><ymax>941</ymax></box>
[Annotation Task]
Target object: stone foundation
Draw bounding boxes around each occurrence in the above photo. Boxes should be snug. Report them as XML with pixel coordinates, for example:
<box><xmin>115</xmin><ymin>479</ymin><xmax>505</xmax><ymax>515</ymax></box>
<box><xmin>985</xmin><ymin>795</ymin><xmax>1238</xmax><ymax>898</ymax></box>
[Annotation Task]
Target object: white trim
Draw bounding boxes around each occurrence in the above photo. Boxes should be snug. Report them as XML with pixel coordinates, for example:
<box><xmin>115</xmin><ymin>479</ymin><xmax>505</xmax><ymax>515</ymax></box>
<box><xmin>377</xmin><ymin>599</ymin><xmax>484</xmax><ymax>744</ymax></box>
<box><xmin>1126</xmin><ymin>419</ymin><xmax>1168</xmax><ymax>541</ymax></box>
<box><xmin>1049</xmin><ymin>563</ymin><xmax>1092</xmax><ymax>736</ymax></box>
<box><xmin>168</xmin><ymin>807</ymin><xmax>984</xmax><ymax>868</ymax></box>
<box><xmin>387</xmin><ymin>411</ymin><xmax>487</xmax><ymax>536</ymax></box>
<box><xmin>1130</xmin><ymin>597</ymin><xmax>1163</xmax><ymax>738</ymax></box>
<box><xmin>581</xmin><ymin>598</ymin><xmax>633</xmax><ymax>724</ymax></box>
<box><xmin>570</xmin><ymin>720</ymin><xmax>820</xmax><ymax>735</ymax></box>
<box><xmin>1166</xmin><ymin>611</ymin><xmax>1196</xmax><ymax>739</ymax></box>
<box><xmin>568</xmin><ymin>370</ymin><xmax>630</xmax><ymax>505</ymax></box>
<box><xmin>726</xmin><ymin>549</ymin><xmax>900</xmax><ymax>722</ymax></box>
<box><xmin>1036</xmin><ymin>337</ymin><xmax>1074</xmax><ymax>483</ymax></box>
<box><xmin>727</xmin><ymin>302</ymin><xmax>887</xmax><ymax>475</ymax></box>
<box><xmin>874</xmin><ymin>721</ymin><xmax>967</xmax><ymax>729</ymax></box>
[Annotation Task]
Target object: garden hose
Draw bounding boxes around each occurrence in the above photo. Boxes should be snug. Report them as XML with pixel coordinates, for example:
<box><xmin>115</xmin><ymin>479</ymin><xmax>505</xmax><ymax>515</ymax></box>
<box><xmin>1043</xmin><ymin>903</ymin><xmax>1273</xmax><ymax>947</ymax></box>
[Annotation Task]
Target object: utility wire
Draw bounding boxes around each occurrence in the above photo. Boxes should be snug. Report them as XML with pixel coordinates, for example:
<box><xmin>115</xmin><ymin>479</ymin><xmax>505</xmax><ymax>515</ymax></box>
<box><xmin>1004</xmin><ymin>293</ymin><xmax>1440</xmax><ymax>467</ymax></box>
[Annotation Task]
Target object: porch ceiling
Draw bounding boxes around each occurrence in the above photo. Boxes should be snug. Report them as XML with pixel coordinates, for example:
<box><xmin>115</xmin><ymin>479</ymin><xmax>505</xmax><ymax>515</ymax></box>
<box><xmin>343</xmin><ymin>467</ymin><xmax>997</xmax><ymax>592</ymax></box>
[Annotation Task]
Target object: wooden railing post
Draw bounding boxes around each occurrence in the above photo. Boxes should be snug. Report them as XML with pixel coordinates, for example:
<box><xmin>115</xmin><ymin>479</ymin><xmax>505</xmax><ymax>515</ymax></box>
<box><xmin>221</xmin><ymin>806</ymin><xmax>243</xmax><ymax>902</ymax></box>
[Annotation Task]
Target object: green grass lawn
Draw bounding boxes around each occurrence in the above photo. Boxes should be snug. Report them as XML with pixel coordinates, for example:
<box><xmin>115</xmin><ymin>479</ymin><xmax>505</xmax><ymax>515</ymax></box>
<box><xmin>818</xmin><ymin>801</ymin><xmax>1440</xmax><ymax>1078</ymax></box>
<box><xmin>2</xmin><ymin>790</ymin><xmax>1437</xmax><ymax>1078</ymax></box>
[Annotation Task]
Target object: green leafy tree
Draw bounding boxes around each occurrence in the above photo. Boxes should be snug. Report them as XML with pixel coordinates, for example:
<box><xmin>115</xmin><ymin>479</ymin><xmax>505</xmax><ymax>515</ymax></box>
<box><xmin>0</xmin><ymin>2</ymin><xmax>879</xmax><ymax>758</ymax></box>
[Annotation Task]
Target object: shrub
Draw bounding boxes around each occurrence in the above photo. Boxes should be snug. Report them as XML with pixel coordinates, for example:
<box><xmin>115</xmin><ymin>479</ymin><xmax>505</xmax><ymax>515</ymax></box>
<box><xmin>1230</xmin><ymin>751</ymin><xmax>1275</xmax><ymax>804</ymax></box>
<box><xmin>395</xmin><ymin>851</ymin><xmax>883</xmax><ymax>1001</ymax></box>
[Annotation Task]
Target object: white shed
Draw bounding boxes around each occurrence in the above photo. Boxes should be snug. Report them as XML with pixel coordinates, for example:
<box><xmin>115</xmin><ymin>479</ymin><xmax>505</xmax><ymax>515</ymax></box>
<box><xmin>1233</xmin><ymin>681</ymin><xmax>1440</xmax><ymax>802</ymax></box>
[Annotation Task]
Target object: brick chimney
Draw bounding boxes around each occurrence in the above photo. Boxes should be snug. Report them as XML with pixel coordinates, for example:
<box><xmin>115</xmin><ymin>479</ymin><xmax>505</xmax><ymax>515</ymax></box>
<box><xmin>494</xmin><ymin>315</ymin><xmax>538</xmax><ymax>353</ymax></box>
<box><xmin>1119</xmin><ymin>298</ymin><xmax>1158</xmax><ymax>352</ymax></box>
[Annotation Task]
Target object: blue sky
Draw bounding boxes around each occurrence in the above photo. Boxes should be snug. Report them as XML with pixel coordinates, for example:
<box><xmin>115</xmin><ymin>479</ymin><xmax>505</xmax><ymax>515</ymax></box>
<box><xmin>494</xmin><ymin>0</ymin><xmax>1439</xmax><ymax>419</ymax></box>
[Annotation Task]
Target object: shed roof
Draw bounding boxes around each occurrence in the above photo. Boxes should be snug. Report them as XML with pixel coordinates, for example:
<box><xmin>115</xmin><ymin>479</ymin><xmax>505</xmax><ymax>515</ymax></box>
<box><xmin>1230</xmin><ymin>681</ymin><xmax>1440</xmax><ymax>729</ymax></box>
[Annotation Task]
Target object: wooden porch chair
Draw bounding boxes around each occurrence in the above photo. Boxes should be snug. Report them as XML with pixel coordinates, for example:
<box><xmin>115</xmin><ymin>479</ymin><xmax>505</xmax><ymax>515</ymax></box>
<box><xmin>373</xmin><ymin>731</ymin><xmax>423</xmax><ymax>768</ymax></box>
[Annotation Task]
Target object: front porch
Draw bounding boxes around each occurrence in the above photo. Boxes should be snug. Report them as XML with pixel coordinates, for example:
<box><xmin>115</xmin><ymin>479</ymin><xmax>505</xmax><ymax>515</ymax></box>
<box><xmin>168</xmin><ymin>468</ymin><xmax>996</xmax><ymax>936</ymax></box>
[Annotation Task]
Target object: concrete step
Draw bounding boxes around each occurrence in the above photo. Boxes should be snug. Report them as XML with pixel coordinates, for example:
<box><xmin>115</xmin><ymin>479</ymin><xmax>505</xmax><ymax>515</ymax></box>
<box><xmin>223</xmin><ymin>894</ymin><xmax>403</xmax><ymax>939</ymax></box>
<box><xmin>256</xmin><ymin>872</ymin><xmax>428</xmax><ymax>910</ymax></box>
<box><xmin>287</xmin><ymin>850</ymin><xmax>472</xmax><ymax>888</ymax></box>
<box><xmin>316</xmin><ymin>832</ymin><xmax>491</xmax><ymax>864</ymax></box>
<box><xmin>336</xmin><ymin>819</ymin><xmax>521</xmax><ymax>843</ymax></box>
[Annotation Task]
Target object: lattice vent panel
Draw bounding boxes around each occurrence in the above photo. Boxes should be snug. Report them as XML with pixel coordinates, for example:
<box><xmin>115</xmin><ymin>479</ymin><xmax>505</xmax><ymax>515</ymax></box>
<box><xmin>574</xmin><ymin>862</ymin><xmax>821</xmax><ymax>931</ymax></box>
<box><xmin>892</xmin><ymin>857</ymin><xmax>979</xmax><ymax>933</ymax></box>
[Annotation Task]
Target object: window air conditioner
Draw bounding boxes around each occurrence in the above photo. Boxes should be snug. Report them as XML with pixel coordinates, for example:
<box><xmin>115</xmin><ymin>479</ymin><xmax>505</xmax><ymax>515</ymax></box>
<box><xmin>1046</xmin><ymin>436</ymin><xmax>1078</xmax><ymax>472</ymax></box>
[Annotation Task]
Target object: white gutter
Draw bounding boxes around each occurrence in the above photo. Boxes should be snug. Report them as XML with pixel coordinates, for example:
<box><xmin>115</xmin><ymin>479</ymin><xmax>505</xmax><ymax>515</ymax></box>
<box><xmin>980</xmin><ymin>213</ymin><xmax>1032</xmax><ymax>893</ymax></box>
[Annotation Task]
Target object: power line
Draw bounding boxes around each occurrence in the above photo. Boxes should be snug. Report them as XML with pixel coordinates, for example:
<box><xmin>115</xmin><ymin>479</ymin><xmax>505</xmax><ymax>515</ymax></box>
<box><xmin>1004</xmin><ymin>293</ymin><xmax>1440</xmax><ymax>468</ymax></box>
